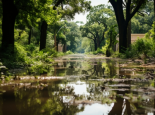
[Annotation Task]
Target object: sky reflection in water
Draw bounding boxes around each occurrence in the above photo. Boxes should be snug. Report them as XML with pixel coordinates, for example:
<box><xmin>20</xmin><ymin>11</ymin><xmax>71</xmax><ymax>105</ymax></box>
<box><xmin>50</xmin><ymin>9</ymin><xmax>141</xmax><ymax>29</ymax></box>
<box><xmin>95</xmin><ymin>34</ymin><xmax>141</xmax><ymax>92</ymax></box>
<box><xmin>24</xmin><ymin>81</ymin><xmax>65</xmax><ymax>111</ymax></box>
<box><xmin>77</xmin><ymin>103</ymin><xmax>114</xmax><ymax>115</ymax></box>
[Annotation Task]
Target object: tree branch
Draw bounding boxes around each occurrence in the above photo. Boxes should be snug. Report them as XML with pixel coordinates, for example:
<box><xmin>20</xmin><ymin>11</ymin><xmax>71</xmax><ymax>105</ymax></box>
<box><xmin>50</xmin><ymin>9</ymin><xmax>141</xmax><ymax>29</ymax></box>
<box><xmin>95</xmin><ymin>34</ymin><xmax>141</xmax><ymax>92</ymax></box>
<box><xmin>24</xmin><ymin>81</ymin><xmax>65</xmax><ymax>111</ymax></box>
<box><xmin>87</xmin><ymin>37</ymin><xmax>94</xmax><ymax>40</ymax></box>
<box><xmin>88</xmin><ymin>30</ymin><xmax>97</xmax><ymax>39</ymax></box>
<box><xmin>128</xmin><ymin>0</ymin><xmax>145</xmax><ymax>23</ymax></box>
<box><xmin>126</xmin><ymin>0</ymin><xmax>131</xmax><ymax>21</ymax></box>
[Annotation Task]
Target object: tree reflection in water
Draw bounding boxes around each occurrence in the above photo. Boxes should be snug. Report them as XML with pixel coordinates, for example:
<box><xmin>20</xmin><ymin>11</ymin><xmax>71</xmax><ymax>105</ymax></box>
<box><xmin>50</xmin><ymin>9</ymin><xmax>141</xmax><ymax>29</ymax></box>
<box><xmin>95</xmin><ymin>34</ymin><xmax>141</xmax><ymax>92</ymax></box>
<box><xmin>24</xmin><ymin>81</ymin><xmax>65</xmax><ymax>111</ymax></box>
<box><xmin>11</xmin><ymin>80</ymin><xmax>85</xmax><ymax>115</ymax></box>
<box><xmin>2</xmin><ymin>56</ymin><xmax>155</xmax><ymax>115</ymax></box>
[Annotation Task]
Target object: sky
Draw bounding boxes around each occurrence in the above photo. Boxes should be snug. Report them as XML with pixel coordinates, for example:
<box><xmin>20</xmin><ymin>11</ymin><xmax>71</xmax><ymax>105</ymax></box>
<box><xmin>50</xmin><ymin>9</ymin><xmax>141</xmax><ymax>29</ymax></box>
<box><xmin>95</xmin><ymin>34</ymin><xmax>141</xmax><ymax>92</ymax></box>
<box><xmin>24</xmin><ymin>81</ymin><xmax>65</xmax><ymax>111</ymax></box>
<box><xmin>71</xmin><ymin>0</ymin><xmax>110</xmax><ymax>24</ymax></box>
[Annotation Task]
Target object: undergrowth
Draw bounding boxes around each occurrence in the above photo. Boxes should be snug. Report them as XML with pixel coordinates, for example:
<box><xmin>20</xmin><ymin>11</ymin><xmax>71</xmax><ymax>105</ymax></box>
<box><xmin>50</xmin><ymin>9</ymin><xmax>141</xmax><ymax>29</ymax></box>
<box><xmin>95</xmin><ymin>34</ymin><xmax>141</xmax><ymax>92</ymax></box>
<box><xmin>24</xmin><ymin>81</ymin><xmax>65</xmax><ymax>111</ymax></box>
<box><xmin>0</xmin><ymin>42</ymin><xmax>73</xmax><ymax>75</ymax></box>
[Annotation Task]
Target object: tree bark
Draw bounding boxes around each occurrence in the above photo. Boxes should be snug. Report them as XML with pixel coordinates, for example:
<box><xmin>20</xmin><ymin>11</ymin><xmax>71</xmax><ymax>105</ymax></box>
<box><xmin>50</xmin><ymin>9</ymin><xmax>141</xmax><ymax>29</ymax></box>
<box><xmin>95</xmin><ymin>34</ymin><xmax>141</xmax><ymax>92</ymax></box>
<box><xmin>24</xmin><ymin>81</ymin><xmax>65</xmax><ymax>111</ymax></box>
<box><xmin>39</xmin><ymin>1</ymin><xmax>62</xmax><ymax>52</ymax></box>
<box><xmin>110</xmin><ymin>0</ymin><xmax>128</xmax><ymax>53</ymax></box>
<box><xmin>28</xmin><ymin>28</ymin><xmax>32</xmax><ymax>45</ymax></box>
<box><xmin>1</xmin><ymin>0</ymin><xmax>18</xmax><ymax>54</ymax></box>
<box><xmin>94</xmin><ymin>39</ymin><xmax>97</xmax><ymax>51</ymax></box>
<box><xmin>97</xmin><ymin>32</ymin><xmax>100</xmax><ymax>49</ymax></box>
<box><xmin>97</xmin><ymin>38</ymin><xmax>100</xmax><ymax>49</ymax></box>
<box><xmin>109</xmin><ymin>0</ymin><xmax>145</xmax><ymax>53</ymax></box>
<box><xmin>154</xmin><ymin>0</ymin><xmax>155</xmax><ymax>114</ymax></box>
<box><xmin>118</xmin><ymin>24</ymin><xmax>128</xmax><ymax>53</ymax></box>
<box><xmin>63</xmin><ymin>43</ymin><xmax>66</xmax><ymax>52</ymax></box>
<box><xmin>17</xmin><ymin>31</ymin><xmax>22</xmax><ymax>40</ymax></box>
<box><xmin>39</xmin><ymin>21</ymin><xmax>47</xmax><ymax>51</ymax></box>
<box><xmin>154</xmin><ymin>0</ymin><xmax>155</xmax><ymax>41</ymax></box>
<box><xmin>127</xmin><ymin>18</ymin><xmax>131</xmax><ymax>48</ymax></box>
<box><xmin>54</xmin><ymin>33</ymin><xmax>57</xmax><ymax>51</ymax></box>
<box><xmin>56</xmin><ymin>42</ymin><xmax>59</xmax><ymax>52</ymax></box>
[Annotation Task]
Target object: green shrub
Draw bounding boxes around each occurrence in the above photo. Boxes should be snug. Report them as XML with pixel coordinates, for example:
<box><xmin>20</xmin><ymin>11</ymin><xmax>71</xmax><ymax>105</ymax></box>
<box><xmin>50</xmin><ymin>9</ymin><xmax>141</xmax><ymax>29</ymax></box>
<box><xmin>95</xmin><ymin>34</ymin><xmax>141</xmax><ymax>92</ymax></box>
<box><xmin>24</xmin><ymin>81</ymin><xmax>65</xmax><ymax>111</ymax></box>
<box><xmin>133</xmin><ymin>38</ymin><xmax>151</xmax><ymax>56</ymax></box>
<box><xmin>26</xmin><ymin>43</ymin><xmax>37</xmax><ymax>53</ymax></box>
<box><xmin>122</xmin><ymin>22</ymin><xmax>155</xmax><ymax>59</ymax></box>
<box><xmin>66</xmin><ymin>50</ymin><xmax>73</xmax><ymax>55</ymax></box>
<box><xmin>102</xmin><ymin>25</ymin><xmax>118</xmax><ymax>57</ymax></box>
<box><xmin>91</xmin><ymin>48</ymin><xmax>104</xmax><ymax>55</ymax></box>
<box><xmin>122</xmin><ymin>37</ymin><xmax>152</xmax><ymax>58</ymax></box>
<box><xmin>96</xmin><ymin>48</ymin><xmax>103</xmax><ymax>54</ymax></box>
<box><xmin>112</xmin><ymin>51</ymin><xmax>121</xmax><ymax>58</ymax></box>
<box><xmin>93</xmin><ymin>51</ymin><xmax>98</xmax><ymax>55</ymax></box>
<box><xmin>57</xmin><ymin>52</ymin><xmax>64</xmax><ymax>57</ymax></box>
<box><xmin>2</xmin><ymin>42</ymin><xmax>28</xmax><ymax>68</ymax></box>
<box><xmin>14</xmin><ymin>42</ymin><xmax>28</xmax><ymax>62</ymax></box>
<box><xmin>41</xmin><ymin>48</ymin><xmax>58</xmax><ymax>57</ymax></box>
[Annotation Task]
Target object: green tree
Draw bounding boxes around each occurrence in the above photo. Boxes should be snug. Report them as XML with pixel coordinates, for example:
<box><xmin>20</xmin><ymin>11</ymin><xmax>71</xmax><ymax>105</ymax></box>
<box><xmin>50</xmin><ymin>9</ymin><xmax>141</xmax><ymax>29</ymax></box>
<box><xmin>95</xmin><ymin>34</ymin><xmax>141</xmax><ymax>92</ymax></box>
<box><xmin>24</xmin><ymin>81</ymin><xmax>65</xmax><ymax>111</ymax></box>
<box><xmin>1</xmin><ymin>0</ymin><xmax>56</xmax><ymax>54</ymax></box>
<box><xmin>131</xmin><ymin>1</ymin><xmax>154</xmax><ymax>33</ymax></box>
<box><xmin>109</xmin><ymin>0</ymin><xmax>148</xmax><ymax>53</ymax></box>
<box><xmin>65</xmin><ymin>22</ymin><xmax>82</xmax><ymax>52</ymax></box>
<box><xmin>80</xmin><ymin>23</ymin><xmax>105</xmax><ymax>51</ymax></box>
<box><xmin>39</xmin><ymin>0</ymin><xmax>91</xmax><ymax>51</ymax></box>
<box><xmin>81</xmin><ymin>37</ymin><xmax>94</xmax><ymax>53</ymax></box>
<box><xmin>48</xmin><ymin>21</ymin><xmax>68</xmax><ymax>51</ymax></box>
<box><xmin>80</xmin><ymin>5</ymin><xmax>115</xmax><ymax>51</ymax></box>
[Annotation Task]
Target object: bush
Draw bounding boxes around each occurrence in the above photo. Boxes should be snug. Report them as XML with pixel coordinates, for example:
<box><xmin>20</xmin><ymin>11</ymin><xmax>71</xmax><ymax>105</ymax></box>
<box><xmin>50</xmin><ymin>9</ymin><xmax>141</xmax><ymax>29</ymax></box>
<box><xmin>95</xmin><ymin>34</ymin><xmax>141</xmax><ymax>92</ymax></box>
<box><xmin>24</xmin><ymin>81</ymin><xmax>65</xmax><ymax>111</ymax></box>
<box><xmin>92</xmin><ymin>48</ymin><xmax>104</xmax><ymax>55</ymax></box>
<box><xmin>102</xmin><ymin>25</ymin><xmax>118</xmax><ymax>57</ymax></box>
<box><xmin>97</xmin><ymin>48</ymin><xmax>103</xmax><ymax>54</ymax></box>
<box><xmin>41</xmin><ymin>48</ymin><xmax>58</xmax><ymax>57</ymax></box>
<box><xmin>57</xmin><ymin>52</ymin><xmax>64</xmax><ymax>57</ymax></box>
<box><xmin>26</xmin><ymin>43</ymin><xmax>37</xmax><ymax>53</ymax></box>
<box><xmin>66</xmin><ymin>50</ymin><xmax>73</xmax><ymax>55</ymax></box>
<box><xmin>122</xmin><ymin>37</ymin><xmax>152</xmax><ymax>59</ymax></box>
<box><xmin>14</xmin><ymin>42</ymin><xmax>28</xmax><ymax>62</ymax></box>
<box><xmin>122</xmin><ymin>22</ymin><xmax>155</xmax><ymax>59</ymax></box>
<box><xmin>2</xmin><ymin>42</ymin><xmax>28</xmax><ymax>68</ymax></box>
<box><xmin>112</xmin><ymin>51</ymin><xmax>122</xmax><ymax>58</ymax></box>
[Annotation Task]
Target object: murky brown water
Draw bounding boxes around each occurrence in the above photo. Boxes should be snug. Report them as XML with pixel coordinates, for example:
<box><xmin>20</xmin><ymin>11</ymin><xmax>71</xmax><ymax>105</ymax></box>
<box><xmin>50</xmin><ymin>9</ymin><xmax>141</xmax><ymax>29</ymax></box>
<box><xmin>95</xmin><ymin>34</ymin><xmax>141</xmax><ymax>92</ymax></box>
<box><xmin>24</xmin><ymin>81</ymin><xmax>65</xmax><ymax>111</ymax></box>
<box><xmin>0</xmin><ymin>54</ymin><xmax>155</xmax><ymax>115</ymax></box>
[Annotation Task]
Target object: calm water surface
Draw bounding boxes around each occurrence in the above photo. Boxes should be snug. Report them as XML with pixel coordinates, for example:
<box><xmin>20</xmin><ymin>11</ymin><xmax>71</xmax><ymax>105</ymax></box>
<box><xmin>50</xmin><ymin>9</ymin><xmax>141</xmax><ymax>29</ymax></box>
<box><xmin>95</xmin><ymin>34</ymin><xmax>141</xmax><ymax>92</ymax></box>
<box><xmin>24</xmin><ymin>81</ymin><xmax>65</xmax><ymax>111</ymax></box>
<box><xmin>0</xmin><ymin>54</ymin><xmax>155</xmax><ymax>115</ymax></box>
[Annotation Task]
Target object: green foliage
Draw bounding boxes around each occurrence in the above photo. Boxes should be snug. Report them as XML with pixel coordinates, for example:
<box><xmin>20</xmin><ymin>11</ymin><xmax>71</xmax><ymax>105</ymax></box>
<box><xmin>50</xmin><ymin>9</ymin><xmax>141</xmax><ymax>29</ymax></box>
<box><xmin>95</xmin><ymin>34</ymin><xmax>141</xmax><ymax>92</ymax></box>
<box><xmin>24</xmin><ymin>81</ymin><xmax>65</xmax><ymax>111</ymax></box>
<box><xmin>66</xmin><ymin>50</ymin><xmax>73</xmax><ymax>55</ymax></box>
<box><xmin>80</xmin><ymin>4</ymin><xmax>116</xmax><ymax>52</ymax></box>
<box><xmin>131</xmin><ymin>1</ymin><xmax>154</xmax><ymax>34</ymax></box>
<box><xmin>102</xmin><ymin>25</ymin><xmax>118</xmax><ymax>57</ymax></box>
<box><xmin>65</xmin><ymin>22</ymin><xmax>82</xmax><ymax>52</ymax></box>
<box><xmin>122</xmin><ymin>22</ymin><xmax>155</xmax><ymax>58</ymax></box>
<box><xmin>81</xmin><ymin>37</ymin><xmax>94</xmax><ymax>53</ymax></box>
<box><xmin>133</xmin><ymin>38</ymin><xmax>151</xmax><ymax>55</ymax></box>
<box><xmin>122</xmin><ymin>37</ymin><xmax>152</xmax><ymax>59</ymax></box>
<box><xmin>93</xmin><ymin>48</ymin><xmax>104</xmax><ymax>55</ymax></box>
<box><xmin>41</xmin><ymin>48</ymin><xmax>57</xmax><ymax>57</ymax></box>
<box><xmin>26</xmin><ymin>43</ymin><xmax>38</xmax><ymax>54</ymax></box>
<box><xmin>111</xmin><ymin>51</ymin><xmax>121</xmax><ymax>58</ymax></box>
<box><xmin>2</xmin><ymin>42</ymin><xmax>28</xmax><ymax>68</ymax></box>
<box><xmin>56</xmin><ymin>52</ymin><xmax>64</xmax><ymax>57</ymax></box>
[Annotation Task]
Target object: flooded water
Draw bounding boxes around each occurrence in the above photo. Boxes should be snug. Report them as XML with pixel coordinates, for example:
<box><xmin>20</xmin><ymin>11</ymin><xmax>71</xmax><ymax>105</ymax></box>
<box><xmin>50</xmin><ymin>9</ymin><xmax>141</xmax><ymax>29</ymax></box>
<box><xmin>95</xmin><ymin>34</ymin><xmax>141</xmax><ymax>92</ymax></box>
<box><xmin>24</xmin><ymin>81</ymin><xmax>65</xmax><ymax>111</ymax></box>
<box><xmin>0</xmin><ymin>54</ymin><xmax>155</xmax><ymax>115</ymax></box>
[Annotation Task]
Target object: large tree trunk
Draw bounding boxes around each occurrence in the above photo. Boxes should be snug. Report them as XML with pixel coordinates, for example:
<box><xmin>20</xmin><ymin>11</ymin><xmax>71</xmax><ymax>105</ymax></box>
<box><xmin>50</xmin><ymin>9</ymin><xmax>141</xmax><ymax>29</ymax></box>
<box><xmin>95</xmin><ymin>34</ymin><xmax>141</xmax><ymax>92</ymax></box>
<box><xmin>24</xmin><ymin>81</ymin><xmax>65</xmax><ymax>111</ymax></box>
<box><xmin>1</xmin><ymin>0</ymin><xmax>18</xmax><ymax>54</ymax></box>
<box><xmin>93</xmin><ymin>39</ymin><xmax>97</xmax><ymax>51</ymax></box>
<box><xmin>127</xmin><ymin>8</ymin><xmax>132</xmax><ymax>48</ymax></box>
<box><xmin>118</xmin><ymin>24</ymin><xmax>128</xmax><ymax>53</ymax></box>
<box><xmin>17</xmin><ymin>31</ymin><xmax>22</xmax><ymax>40</ymax></box>
<box><xmin>154</xmin><ymin>0</ymin><xmax>155</xmax><ymax>115</ymax></box>
<box><xmin>154</xmin><ymin>0</ymin><xmax>155</xmax><ymax>41</ymax></box>
<box><xmin>56</xmin><ymin>42</ymin><xmax>59</xmax><ymax>52</ymax></box>
<box><xmin>97</xmin><ymin>38</ymin><xmax>100</xmax><ymax>49</ymax></box>
<box><xmin>54</xmin><ymin>33</ymin><xmax>57</xmax><ymax>51</ymax></box>
<box><xmin>127</xmin><ymin>20</ymin><xmax>131</xmax><ymax>48</ymax></box>
<box><xmin>39</xmin><ymin>21</ymin><xmax>47</xmax><ymax>51</ymax></box>
<box><xmin>63</xmin><ymin>43</ymin><xmax>66</xmax><ymax>52</ymax></box>
<box><xmin>110</xmin><ymin>0</ymin><xmax>128</xmax><ymax>53</ymax></box>
<box><xmin>28</xmin><ymin>28</ymin><xmax>32</xmax><ymax>45</ymax></box>
<box><xmin>97</xmin><ymin>32</ymin><xmax>100</xmax><ymax>49</ymax></box>
<box><xmin>109</xmin><ymin>0</ymin><xmax>144</xmax><ymax>53</ymax></box>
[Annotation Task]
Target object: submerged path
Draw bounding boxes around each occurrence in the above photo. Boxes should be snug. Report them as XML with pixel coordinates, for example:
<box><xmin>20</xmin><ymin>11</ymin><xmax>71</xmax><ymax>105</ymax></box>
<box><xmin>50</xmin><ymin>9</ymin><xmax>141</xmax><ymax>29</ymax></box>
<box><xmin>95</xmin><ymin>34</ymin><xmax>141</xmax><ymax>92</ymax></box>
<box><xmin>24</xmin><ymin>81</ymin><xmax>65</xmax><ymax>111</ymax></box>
<box><xmin>0</xmin><ymin>54</ymin><xmax>155</xmax><ymax>115</ymax></box>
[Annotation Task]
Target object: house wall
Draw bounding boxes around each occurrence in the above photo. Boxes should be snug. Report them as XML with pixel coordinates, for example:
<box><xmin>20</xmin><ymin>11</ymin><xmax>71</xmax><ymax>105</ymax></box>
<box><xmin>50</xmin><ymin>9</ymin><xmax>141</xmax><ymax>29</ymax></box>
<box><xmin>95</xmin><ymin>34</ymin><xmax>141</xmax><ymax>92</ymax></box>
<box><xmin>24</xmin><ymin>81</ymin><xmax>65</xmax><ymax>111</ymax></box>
<box><xmin>58</xmin><ymin>44</ymin><xmax>63</xmax><ymax>52</ymax></box>
<box><xmin>116</xmin><ymin>34</ymin><xmax>145</xmax><ymax>51</ymax></box>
